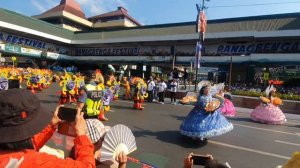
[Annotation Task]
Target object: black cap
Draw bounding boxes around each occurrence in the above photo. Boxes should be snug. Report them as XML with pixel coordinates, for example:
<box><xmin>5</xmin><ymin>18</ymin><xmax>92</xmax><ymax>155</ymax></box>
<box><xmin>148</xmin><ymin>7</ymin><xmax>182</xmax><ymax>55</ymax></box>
<box><xmin>0</xmin><ymin>89</ymin><xmax>52</xmax><ymax>143</ymax></box>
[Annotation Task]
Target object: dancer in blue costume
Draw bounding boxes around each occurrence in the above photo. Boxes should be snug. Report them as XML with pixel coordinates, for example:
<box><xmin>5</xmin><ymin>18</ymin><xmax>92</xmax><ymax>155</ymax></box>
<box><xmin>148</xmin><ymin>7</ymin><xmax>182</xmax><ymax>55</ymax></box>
<box><xmin>180</xmin><ymin>85</ymin><xmax>233</xmax><ymax>140</ymax></box>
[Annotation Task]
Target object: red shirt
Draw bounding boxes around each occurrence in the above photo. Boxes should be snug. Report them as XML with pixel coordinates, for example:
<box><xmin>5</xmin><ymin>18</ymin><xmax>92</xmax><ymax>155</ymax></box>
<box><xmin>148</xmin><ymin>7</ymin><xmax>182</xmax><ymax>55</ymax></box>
<box><xmin>0</xmin><ymin>125</ymin><xmax>95</xmax><ymax>168</ymax></box>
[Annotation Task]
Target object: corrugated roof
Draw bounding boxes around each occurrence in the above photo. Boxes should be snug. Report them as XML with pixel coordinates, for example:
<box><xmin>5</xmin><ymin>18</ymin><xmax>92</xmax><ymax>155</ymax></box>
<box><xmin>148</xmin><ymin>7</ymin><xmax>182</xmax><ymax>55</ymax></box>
<box><xmin>88</xmin><ymin>7</ymin><xmax>141</xmax><ymax>26</ymax></box>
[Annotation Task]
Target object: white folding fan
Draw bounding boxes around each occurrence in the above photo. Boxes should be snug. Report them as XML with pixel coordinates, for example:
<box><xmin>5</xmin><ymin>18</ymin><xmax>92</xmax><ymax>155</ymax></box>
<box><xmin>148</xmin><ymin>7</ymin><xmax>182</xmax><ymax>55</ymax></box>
<box><xmin>98</xmin><ymin>124</ymin><xmax>137</xmax><ymax>164</ymax></box>
<box><xmin>210</xmin><ymin>83</ymin><xmax>225</xmax><ymax>96</ymax></box>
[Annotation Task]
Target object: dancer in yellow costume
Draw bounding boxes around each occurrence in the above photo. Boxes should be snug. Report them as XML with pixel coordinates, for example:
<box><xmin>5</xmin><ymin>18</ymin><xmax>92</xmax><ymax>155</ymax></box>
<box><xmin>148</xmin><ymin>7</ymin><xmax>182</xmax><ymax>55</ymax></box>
<box><xmin>0</xmin><ymin>68</ymin><xmax>9</xmax><ymax>91</ymax></box>
<box><xmin>58</xmin><ymin>71</ymin><xmax>76</xmax><ymax>104</ymax></box>
<box><xmin>132</xmin><ymin>77</ymin><xmax>148</xmax><ymax>110</ymax></box>
<box><xmin>122</xmin><ymin>76</ymin><xmax>131</xmax><ymax>100</ymax></box>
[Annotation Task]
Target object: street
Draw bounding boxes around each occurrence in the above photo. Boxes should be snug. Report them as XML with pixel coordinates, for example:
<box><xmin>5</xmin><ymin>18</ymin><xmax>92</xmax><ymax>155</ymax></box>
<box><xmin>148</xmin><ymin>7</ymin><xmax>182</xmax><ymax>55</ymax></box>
<box><xmin>38</xmin><ymin>84</ymin><xmax>300</xmax><ymax>168</ymax></box>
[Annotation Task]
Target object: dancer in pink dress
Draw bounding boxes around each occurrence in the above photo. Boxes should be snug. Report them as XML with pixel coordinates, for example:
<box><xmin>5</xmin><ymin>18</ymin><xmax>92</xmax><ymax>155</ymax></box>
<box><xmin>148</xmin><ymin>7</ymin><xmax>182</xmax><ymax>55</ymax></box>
<box><xmin>251</xmin><ymin>86</ymin><xmax>286</xmax><ymax>124</ymax></box>
<box><xmin>221</xmin><ymin>93</ymin><xmax>236</xmax><ymax>117</ymax></box>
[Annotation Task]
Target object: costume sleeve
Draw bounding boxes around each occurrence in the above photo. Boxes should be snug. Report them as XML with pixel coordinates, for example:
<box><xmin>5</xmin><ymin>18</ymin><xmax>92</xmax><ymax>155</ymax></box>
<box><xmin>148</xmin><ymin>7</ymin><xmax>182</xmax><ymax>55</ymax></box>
<box><xmin>78</xmin><ymin>93</ymin><xmax>87</xmax><ymax>103</ymax></box>
<box><xmin>32</xmin><ymin>124</ymin><xmax>56</xmax><ymax>151</ymax></box>
<box><xmin>37</xmin><ymin>135</ymin><xmax>95</xmax><ymax>168</ymax></box>
<box><xmin>196</xmin><ymin>95</ymin><xmax>207</xmax><ymax>110</ymax></box>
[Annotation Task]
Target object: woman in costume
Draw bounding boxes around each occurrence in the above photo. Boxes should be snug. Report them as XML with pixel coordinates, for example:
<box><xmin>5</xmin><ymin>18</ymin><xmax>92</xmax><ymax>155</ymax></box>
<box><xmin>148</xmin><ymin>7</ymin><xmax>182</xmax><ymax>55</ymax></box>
<box><xmin>250</xmin><ymin>85</ymin><xmax>286</xmax><ymax>124</ymax></box>
<box><xmin>220</xmin><ymin>87</ymin><xmax>236</xmax><ymax>117</ymax></box>
<box><xmin>180</xmin><ymin>83</ymin><xmax>233</xmax><ymax>140</ymax></box>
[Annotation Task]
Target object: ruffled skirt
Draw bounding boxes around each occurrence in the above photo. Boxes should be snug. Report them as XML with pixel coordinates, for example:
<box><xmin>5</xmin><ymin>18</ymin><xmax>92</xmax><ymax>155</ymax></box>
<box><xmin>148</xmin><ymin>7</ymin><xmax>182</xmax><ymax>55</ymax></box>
<box><xmin>180</xmin><ymin>107</ymin><xmax>233</xmax><ymax>138</ymax></box>
<box><xmin>221</xmin><ymin>98</ymin><xmax>236</xmax><ymax>117</ymax></box>
<box><xmin>250</xmin><ymin>104</ymin><xmax>286</xmax><ymax>124</ymax></box>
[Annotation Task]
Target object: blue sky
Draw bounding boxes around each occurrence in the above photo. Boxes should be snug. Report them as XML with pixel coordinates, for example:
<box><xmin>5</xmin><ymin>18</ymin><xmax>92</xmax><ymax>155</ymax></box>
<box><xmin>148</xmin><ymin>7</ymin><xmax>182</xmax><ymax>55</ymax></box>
<box><xmin>1</xmin><ymin>0</ymin><xmax>300</xmax><ymax>25</ymax></box>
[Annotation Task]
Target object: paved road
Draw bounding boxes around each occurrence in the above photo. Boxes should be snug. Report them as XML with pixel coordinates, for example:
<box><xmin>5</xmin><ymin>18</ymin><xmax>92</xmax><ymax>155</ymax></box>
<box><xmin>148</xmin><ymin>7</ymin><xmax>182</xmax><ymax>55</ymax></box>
<box><xmin>37</xmin><ymin>84</ymin><xmax>300</xmax><ymax>168</ymax></box>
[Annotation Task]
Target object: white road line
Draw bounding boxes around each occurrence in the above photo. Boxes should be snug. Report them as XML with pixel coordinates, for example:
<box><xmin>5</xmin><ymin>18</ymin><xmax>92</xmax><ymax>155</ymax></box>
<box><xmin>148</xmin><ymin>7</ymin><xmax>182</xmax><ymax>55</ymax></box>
<box><xmin>209</xmin><ymin>140</ymin><xmax>290</xmax><ymax>160</ymax></box>
<box><xmin>233</xmin><ymin>123</ymin><xmax>297</xmax><ymax>136</ymax></box>
<box><xmin>275</xmin><ymin>140</ymin><xmax>300</xmax><ymax>147</ymax></box>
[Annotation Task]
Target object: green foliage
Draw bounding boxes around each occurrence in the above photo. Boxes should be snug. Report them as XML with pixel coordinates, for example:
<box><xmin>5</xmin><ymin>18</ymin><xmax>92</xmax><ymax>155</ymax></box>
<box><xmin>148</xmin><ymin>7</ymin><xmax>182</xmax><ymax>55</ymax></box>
<box><xmin>231</xmin><ymin>90</ymin><xmax>300</xmax><ymax>101</ymax></box>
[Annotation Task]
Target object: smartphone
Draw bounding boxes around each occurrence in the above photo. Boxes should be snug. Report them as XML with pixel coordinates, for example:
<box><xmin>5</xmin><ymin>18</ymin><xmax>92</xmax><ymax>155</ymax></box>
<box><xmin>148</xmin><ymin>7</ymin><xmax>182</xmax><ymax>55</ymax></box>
<box><xmin>8</xmin><ymin>79</ymin><xmax>20</xmax><ymax>89</ymax></box>
<box><xmin>58</xmin><ymin>122</ymin><xmax>76</xmax><ymax>137</ymax></box>
<box><xmin>191</xmin><ymin>154</ymin><xmax>210</xmax><ymax>166</ymax></box>
<box><xmin>58</xmin><ymin>104</ymin><xmax>77</xmax><ymax>122</ymax></box>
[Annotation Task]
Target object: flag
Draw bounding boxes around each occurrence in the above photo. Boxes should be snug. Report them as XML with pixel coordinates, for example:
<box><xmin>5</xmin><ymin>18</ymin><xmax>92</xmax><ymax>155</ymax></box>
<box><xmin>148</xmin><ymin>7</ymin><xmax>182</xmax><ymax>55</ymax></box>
<box><xmin>196</xmin><ymin>4</ymin><xmax>207</xmax><ymax>41</ymax></box>
<box><xmin>194</xmin><ymin>42</ymin><xmax>202</xmax><ymax>69</ymax></box>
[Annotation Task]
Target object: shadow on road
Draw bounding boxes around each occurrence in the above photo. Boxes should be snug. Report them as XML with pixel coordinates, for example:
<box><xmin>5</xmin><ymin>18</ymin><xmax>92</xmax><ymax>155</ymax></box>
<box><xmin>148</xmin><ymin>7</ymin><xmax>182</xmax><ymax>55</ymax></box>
<box><xmin>227</xmin><ymin>117</ymin><xmax>253</xmax><ymax>122</ymax></box>
<box><xmin>40</xmin><ymin>100</ymin><xmax>59</xmax><ymax>104</ymax></box>
<box><xmin>112</xmin><ymin>105</ymin><xmax>134</xmax><ymax>110</ymax></box>
<box><xmin>133</xmin><ymin>127</ymin><xmax>206</xmax><ymax>148</ymax></box>
<box><xmin>165</xmin><ymin>114</ymin><xmax>185</xmax><ymax>121</ymax></box>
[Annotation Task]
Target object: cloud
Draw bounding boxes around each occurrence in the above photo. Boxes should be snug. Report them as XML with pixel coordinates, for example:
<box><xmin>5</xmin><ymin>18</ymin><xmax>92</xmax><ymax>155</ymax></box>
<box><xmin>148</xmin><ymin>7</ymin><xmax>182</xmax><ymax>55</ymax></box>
<box><xmin>31</xmin><ymin>0</ymin><xmax>47</xmax><ymax>12</ymax></box>
<box><xmin>75</xmin><ymin>0</ymin><xmax>129</xmax><ymax>16</ymax></box>
<box><xmin>30</xmin><ymin>0</ymin><xmax>58</xmax><ymax>13</ymax></box>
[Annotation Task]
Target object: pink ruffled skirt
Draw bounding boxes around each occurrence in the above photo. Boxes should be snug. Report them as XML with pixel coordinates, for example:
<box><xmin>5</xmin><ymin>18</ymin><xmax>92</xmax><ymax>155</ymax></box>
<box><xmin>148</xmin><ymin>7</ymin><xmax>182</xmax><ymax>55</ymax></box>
<box><xmin>221</xmin><ymin>98</ymin><xmax>236</xmax><ymax>117</ymax></box>
<box><xmin>250</xmin><ymin>104</ymin><xmax>286</xmax><ymax>124</ymax></box>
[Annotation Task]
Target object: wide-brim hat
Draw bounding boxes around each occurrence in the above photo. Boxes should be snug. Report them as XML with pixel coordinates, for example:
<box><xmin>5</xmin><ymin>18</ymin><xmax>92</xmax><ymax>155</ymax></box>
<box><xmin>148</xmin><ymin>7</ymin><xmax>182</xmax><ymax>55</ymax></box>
<box><xmin>0</xmin><ymin>89</ymin><xmax>52</xmax><ymax>143</ymax></box>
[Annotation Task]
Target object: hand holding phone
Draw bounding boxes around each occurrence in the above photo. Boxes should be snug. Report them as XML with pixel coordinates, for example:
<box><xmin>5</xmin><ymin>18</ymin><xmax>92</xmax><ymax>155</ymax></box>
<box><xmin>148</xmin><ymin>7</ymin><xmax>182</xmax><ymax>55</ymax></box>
<box><xmin>191</xmin><ymin>154</ymin><xmax>211</xmax><ymax>166</ymax></box>
<box><xmin>57</xmin><ymin>104</ymin><xmax>77</xmax><ymax>122</ymax></box>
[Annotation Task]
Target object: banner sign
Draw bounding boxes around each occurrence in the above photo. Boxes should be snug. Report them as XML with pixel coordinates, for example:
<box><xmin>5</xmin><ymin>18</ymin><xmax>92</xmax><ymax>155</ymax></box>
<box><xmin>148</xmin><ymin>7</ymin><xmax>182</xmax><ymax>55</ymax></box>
<box><xmin>0</xmin><ymin>32</ymin><xmax>70</xmax><ymax>55</ymax></box>
<box><xmin>75</xmin><ymin>47</ymin><xmax>141</xmax><ymax>56</ymax></box>
<box><xmin>216</xmin><ymin>42</ymin><xmax>300</xmax><ymax>54</ymax></box>
<box><xmin>0</xmin><ymin>32</ymin><xmax>46</xmax><ymax>49</ymax></box>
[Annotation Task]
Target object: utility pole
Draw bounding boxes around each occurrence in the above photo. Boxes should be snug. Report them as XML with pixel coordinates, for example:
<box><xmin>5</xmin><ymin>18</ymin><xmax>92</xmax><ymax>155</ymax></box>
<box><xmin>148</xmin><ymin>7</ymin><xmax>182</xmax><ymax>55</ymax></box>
<box><xmin>194</xmin><ymin>0</ymin><xmax>208</xmax><ymax>91</ymax></box>
<box><xmin>229</xmin><ymin>56</ymin><xmax>233</xmax><ymax>87</ymax></box>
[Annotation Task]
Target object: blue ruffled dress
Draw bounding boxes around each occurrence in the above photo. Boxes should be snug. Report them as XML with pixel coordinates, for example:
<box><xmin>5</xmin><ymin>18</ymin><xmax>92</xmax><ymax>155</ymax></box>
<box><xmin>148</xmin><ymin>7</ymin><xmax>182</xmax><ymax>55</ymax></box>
<box><xmin>180</xmin><ymin>94</ymin><xmax>233</xmax><ymax>138</ymax></box>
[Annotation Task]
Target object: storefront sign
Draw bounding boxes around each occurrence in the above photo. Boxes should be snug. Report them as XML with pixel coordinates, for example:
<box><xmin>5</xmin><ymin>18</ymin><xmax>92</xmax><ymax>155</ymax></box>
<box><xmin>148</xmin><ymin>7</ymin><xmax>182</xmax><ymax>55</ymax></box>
<box><xmin>46</xmin><ymin>52</ymin><xmax>60</xmax><ymax>60</ymax></box>
<box><xmin>75</xmin><ymin>47</ymin><xmax>140</xmax><ymax>56</ymax></box>
<box><xmin>21</xmin><ymin>47</ymin><xmax>42</xmax><ymax>56</ymax></box>
<box><xmin>216</xmin><ymin>42</ymin><xmax>300</xmax><ymax>54</ymax></box>
<box><xmin>5</xmin><ymin>44</ymin><xmax>21</xmax><ymax>53</ymax></box>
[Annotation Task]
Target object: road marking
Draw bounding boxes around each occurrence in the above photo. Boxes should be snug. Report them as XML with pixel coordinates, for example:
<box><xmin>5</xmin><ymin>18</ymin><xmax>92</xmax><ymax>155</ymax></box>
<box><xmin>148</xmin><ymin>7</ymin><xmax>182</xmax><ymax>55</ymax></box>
<box><xmin>209</xmin><ymin>140</ymin><xmax>290</xmax><ymax>160</ymax></box>
<box><xmin>275</xmin><ymin>140</ymin><xmax>300</xmax><ymax>147</ymax></box>
<box><xmin>233</xmin><ymin>123</ymin><xmax>297</xmax><ymax>136</ymax></box>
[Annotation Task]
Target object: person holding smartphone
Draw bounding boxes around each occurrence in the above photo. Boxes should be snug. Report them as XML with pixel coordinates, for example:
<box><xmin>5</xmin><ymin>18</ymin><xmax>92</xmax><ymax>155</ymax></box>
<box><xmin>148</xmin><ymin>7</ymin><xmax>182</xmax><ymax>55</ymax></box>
<box><xmin>184</xmin><ymin>153</ymin><xmax>230</xmax><ymax>168</ymax></box>
<box><xmin>0</xmin><ymin>89</ymin><xmax>95</xmax><ymax>168</ymax></box>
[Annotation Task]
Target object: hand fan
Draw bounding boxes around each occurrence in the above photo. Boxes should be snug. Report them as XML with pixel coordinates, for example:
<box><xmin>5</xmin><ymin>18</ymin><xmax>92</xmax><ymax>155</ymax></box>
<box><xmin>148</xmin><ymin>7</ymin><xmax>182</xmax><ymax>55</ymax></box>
<box><xmin>99</xmin><ymin>124</ymin><xmax>137</xmax><ymax>164</ymax></box>
<box><xmin>210</xmin><ymin>83</ymin><xmax>224</xmax><ymax>96</ymax></box>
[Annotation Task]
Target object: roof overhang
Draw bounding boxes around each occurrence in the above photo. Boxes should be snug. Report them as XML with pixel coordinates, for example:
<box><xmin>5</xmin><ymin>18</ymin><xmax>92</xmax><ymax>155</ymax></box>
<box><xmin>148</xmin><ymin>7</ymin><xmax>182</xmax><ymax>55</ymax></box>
<box><xmin>34</xmin><ymin>11</ymin><xmax>93</xmax><ymax>27</ymax></box>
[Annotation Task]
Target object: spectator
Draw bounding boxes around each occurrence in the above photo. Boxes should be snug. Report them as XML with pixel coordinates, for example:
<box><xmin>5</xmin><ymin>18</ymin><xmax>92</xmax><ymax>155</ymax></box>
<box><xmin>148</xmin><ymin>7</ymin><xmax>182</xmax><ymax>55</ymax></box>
<box><xmin>184</xmin><ymin>153</ymin><xmax>230</xmax><ymax>168</ymax></box>
<box><xmin>147</xmin><ymin>76</ymin><xmax>155</xmax><ymax>103</ymax></box>
<box><xmin>173</xmin><ymin>68</ymin><xmax>180</xmax><ymax>85</ymax></box>
<box><xmin>0</xmin><ymin>89</ymin><xmax>95</xmax><ymax>167</ymax></box>
<box><xmin>70</xmin><ymin>119</ymin><xmax>128</xmax><ymax>168</ymax></box>
<box><xmin>157</xmin><ymin>78</ymin><xmax>167</xmax><ymax>104</ymax></box>
<box><xmin>183</xmin><ymin>68</ymin><xmax>188</xmax><ymax>90</ymax></box>
<box><xmin>170</xmin><ymin>79</ymin><xmax>178</xmax><ymax>104</ymax></box>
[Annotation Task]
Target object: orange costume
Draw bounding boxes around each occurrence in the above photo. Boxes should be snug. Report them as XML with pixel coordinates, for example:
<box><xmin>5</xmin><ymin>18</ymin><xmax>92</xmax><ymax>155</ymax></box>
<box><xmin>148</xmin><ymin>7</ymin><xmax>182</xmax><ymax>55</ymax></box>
<box><xmin>0</xmin><ymin>125</ymin><xmax>95</xmax><ymax>168</ymax></box>
<box><xmin>122</xmin><ymin>77</ymin><xmax>131</xmax><ymax>100</ymax></box>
